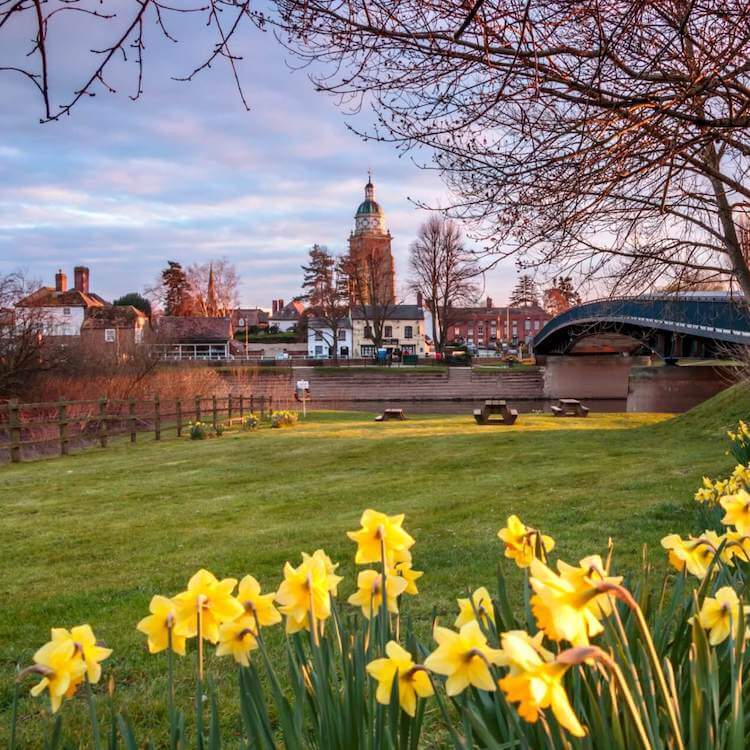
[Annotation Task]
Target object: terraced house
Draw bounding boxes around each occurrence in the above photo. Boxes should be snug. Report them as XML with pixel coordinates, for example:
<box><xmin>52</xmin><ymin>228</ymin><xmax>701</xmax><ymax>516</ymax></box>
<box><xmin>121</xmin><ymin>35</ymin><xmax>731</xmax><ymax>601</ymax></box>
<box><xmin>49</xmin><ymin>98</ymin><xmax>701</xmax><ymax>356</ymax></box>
<box><xmin>351</xmin><ymin>304</ymin><xmax>426</xmax><ymax>357</ymax></box>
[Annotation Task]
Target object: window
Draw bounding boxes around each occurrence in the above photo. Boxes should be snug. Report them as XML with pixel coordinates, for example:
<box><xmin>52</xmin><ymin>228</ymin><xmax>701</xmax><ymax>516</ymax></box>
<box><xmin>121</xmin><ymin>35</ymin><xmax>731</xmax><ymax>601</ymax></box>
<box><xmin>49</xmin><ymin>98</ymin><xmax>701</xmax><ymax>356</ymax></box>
<box><xmin>534</xmin><ymin>320</ymin><xmax>541</xmax><ymax>330</ymax></box>
<box><xmin>384</xmin><ymin>325</ymin><xmax>392</xmax><ymax>338</ymax></box>
<box><xmin>454</xmin><ymin>327</ymin><xmax>460</xmax><ymax>336</ymax></box>
<box><xmin>338</xmin><ymin>328</ymin><xmax>347</xmax><ymax>338</ymax></box>
<box><xmin>315</xmin><ymin>330</ymin><xmax>323</xmax><ymax>341</ymax></box>
<box><xmin>361</xmin><ymin>345</ymin><xmax>376</xmax><ymax>356</ymax></box>
<box><xmin>63</xmin><ymin>307</ymin><xmax>71</xmax><ymax>316</ymax></box>
<box><xmin>524</xmin><ymin>319</ymin><xmax>531</xmax><ymax>332</ymax></box>
<box><xmin>314</xmin><ymin>345</ymin><xmax>323</xmax><ymax>356</ymax></box>
<box><xmin>104</xmin><ymin>328</ymin><xmax>116</xmax><ymax>343</ymax></box>
<box><xmin>364</xmin><ymin>325</ymin><xmax>373</xmax><ymax>339</ymax></box>
<box><xmin>404</xmin><ymin>326</ymin><xmax>413</xmax><ymax>338</ymax></box>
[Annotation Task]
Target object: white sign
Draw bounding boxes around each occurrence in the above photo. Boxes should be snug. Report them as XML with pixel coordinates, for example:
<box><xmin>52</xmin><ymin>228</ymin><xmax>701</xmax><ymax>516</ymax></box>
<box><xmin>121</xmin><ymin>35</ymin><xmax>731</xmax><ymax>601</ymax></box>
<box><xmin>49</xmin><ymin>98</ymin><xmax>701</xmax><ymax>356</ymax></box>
<box><xmin>296</xmin><ymin>380</ymin><xmax>309</xmax><ymax>390</ymax></box>
<box><xmin>238</xmin><ymin>318</ymin><xmax>245</xmax><ymax>327</ymax></box>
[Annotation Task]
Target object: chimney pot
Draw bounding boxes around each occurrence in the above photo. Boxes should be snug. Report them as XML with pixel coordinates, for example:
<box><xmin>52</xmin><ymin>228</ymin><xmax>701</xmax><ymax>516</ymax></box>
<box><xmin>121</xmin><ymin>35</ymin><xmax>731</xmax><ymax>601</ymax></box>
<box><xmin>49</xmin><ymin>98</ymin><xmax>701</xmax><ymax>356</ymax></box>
<box><xmin>417</xmin><ymin>291</ymin><xmax>423</xmax><ymax>308</ymax></box>
<box><xmin>55</xmin><ymin>270</ymin><xmax>67</xmax><ymax>293</ymax></box>
<box><xmin>486</xmin><ymin>297</ymin><xmax>493</xmax><ymax>309</ymax></box>
<box><xmin>74</xmin><ymin>266</ymin><xmax>90</xmax><ymax>294</ymax></box>
<box><xmin>272</xmin><ymin>300</ymin><xmax>277</xmax><ymax>314</ymax></box>
<box><xmin>278</xmin><ymin>299</ymin><xmax>284</xmax><ymax>310</ymax></box>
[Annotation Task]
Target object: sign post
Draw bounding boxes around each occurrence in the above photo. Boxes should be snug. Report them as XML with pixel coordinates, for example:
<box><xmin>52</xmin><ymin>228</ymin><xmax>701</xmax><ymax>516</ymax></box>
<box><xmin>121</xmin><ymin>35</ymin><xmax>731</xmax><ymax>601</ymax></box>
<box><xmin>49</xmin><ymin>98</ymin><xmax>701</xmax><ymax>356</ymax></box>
<box><xmin>295</xmin><ymin>380</ymin><xmax>310</xmax><ymax>417</ymax></box>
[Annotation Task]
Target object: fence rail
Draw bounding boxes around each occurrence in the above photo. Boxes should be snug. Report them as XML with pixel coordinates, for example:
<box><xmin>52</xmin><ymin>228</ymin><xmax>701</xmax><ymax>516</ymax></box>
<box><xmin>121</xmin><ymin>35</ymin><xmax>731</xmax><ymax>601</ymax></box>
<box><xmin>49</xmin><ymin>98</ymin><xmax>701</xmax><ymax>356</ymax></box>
<box><xmin>0</xmin><ymin>392</ymin><xmax>285</xmax><ymax>463</ymax></box>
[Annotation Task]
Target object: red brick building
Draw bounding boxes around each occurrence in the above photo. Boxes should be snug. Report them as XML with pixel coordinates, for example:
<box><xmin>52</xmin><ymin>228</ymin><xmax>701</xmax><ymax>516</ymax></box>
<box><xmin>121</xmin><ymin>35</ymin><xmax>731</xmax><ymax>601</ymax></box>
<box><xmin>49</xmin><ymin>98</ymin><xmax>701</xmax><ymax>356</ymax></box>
<box><xmin>446</xmin><ymin>298</ymin><xmax>551</xmax><ymax>349</ymax></box>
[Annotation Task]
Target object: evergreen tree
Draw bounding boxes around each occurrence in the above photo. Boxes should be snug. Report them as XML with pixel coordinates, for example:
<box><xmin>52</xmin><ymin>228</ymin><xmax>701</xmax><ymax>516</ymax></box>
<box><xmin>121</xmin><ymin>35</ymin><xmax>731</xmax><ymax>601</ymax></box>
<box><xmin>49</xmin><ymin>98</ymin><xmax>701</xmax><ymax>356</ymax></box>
<box><xmin>508</xmin><ymin>275</ymin><xmax>539</xmax><ymax>307</ymax></box>
<box><xmin>113</xmin><ymin>292</ymin><xmax>152</xmax><ymax>317</ymax></box>
<box><xmin>161</xmin><ymin>261</ymin><xmax>192</xmax><ymax>316</ymax></box>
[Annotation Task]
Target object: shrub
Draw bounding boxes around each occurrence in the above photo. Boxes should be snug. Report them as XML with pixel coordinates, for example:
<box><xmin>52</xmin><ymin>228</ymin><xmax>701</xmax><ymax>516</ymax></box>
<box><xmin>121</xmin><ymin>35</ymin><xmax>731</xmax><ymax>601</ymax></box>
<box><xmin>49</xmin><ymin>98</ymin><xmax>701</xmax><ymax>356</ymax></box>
<box><xmin>270</xmin><ymin>410</ymin><xmax>298</xmax><ymax>428</ymax></box>
<box><xmin>242</xmin><ymin>413</ymin><xmax>259</xmax><ymax>431</ymax></box>
<box><xmin>10</xmin><ymin>422</ymin><xmax>750</xmax><ymax>748</ymax></box>
<box><xmin>188</xmin><ymin>421</ymin><xmax>208</xmax><ymax>440</ymax></box>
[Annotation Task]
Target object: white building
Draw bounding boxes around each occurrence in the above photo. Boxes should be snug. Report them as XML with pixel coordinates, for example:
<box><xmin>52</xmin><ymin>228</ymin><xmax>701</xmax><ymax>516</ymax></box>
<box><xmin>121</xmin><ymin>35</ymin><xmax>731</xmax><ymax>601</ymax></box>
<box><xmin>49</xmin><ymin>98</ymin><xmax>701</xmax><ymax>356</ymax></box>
<box><xmin>307</xmin><ymin>318</ymin><xmax>353</xmax><ymax>358</ymax></box>
<box><xmin>351</xmin><ymin>304</ymin><xmax>426</xmax><ymax>357</ymax></box>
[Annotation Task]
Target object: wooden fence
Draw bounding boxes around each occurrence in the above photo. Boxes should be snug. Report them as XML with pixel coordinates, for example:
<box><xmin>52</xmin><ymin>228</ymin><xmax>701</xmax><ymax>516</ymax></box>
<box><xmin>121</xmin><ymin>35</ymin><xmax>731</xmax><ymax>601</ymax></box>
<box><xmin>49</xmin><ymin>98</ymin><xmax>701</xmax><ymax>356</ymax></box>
<box><xmin>0</xmin><ymin>392</ymin><xmax>285</xmax><ymax>463</ymax></box>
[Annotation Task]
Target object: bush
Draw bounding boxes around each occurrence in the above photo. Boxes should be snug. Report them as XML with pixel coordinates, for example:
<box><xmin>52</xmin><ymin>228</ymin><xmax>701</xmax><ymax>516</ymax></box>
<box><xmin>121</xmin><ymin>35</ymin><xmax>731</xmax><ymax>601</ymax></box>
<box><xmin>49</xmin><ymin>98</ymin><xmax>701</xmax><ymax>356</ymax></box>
<box><xmin>242</xmin><ymin>413</ymin><xmax>259</xmax><ymax>431</ymax></box>
<box><xmin>188</xmin><ymin>421</ymin><xmax>208</xmax><ymax>440</ymax></box>
<box><xmin>270</xmin><ymin>410</ymin><xmax>298</xmax><ymax>428</ymax></box>
<box><xmin>11</xmin><ymin>422</ymin><xmax>750</xmax><ymax>749</ymax></box>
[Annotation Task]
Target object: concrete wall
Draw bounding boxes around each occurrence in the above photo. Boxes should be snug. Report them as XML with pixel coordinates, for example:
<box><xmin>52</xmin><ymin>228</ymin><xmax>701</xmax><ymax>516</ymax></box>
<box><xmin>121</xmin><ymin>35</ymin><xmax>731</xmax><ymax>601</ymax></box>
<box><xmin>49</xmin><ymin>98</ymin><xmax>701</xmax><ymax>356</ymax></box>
<box><xmin>542</xmin><ymin>355</ymin><xmax>652</xmax><ymax>399</ymax></box>
<box><xmin>626</xmin><ymin>365</ymin><xmax>738</xmax><ymax>413</ymax></box>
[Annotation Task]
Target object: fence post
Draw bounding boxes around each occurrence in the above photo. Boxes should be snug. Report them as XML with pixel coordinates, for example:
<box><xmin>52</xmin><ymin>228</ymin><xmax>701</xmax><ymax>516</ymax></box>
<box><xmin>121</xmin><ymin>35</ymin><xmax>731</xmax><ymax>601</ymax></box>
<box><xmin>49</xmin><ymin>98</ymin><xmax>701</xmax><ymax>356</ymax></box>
<box><xmin>269</xmin><ymin>395</ymin><xmax>273</xmax><ymax>415</ymax></box>
<box><xmin>58</xmin><ymin>400</ymin><xmax>69</xmax><ymax>456</ymax></box>
<box><xmin>195</xmin><ymin>396</ymin><xmax>201</xmax><ymax>422</ymax></box>
<box><xmin>9</xmin><ymin>399</ymin><xmax>21</xmax><ymax>463</ymax></box>
<box><xmin>239</xmin><ymin>394</ymin><xmax>244</xmax><ymax>418</ymax></box>
<box><xmin>228</xmin><ymin>394</ymin><xmax>233</xmax><ymax>421</ymax></box>
<box><xmin>212</xmin><ymin>395</ymin><xmax>218</xmax><ymax>430</ymax></box>
<box><xmin>154</xmin><ymin>395</ymin><xmax>161</xmax><ymax>441</ymax></box>
<box><xmin>99</xmin><ymin>398</ymin><xmax>108</xmax><ymax>448</ymax></box>
<box><xmin>250</xmin><ymin>394</ymin><xmax>254</xmax><ymax>416</ymax></box>
<box><xmin>176</xmin><ymin>398</ymin><xmax>183</xmax><ymax>437</ymax></box>
<box><xmin>129</xmin><ymin>399</ymin><xmax>136</xmax><ymax>443</ymax></box>
<box><xmin>260</xmin><ymin>395</ymin><xmax>265</xmax><ymax>419</ymax></box>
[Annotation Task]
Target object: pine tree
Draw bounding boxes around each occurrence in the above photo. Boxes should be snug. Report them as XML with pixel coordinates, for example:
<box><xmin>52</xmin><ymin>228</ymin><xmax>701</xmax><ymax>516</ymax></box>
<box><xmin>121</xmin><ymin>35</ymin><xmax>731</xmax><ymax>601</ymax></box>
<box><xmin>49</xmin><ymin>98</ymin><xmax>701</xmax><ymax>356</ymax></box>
<box><xmin>161</xmin><ymin>261</ymin><xmax>192</xmax><ymax>316</ymax></box>
<box><xmin>508</xmin><ymin>275</ymin><xmax>539</xmax><ymax>307</ymax></box>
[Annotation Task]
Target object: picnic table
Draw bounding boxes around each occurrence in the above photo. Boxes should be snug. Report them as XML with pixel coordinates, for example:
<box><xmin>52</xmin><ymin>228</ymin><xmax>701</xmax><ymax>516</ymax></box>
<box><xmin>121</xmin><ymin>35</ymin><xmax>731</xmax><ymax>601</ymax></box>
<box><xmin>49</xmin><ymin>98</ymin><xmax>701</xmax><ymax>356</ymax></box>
<box><xmin>374</xmin><ymin>408</ymin><xmax>406</xmax><ymax>422</ymax></box>
<box><xmin>473</xmin><ymin>399</ymin><xmax>518</xmax><ymax>426</ymax></box>
<box><xmin>550</xmin><ymin>398</ymin><xmax>589</xmax><ymax>417</ymax></box>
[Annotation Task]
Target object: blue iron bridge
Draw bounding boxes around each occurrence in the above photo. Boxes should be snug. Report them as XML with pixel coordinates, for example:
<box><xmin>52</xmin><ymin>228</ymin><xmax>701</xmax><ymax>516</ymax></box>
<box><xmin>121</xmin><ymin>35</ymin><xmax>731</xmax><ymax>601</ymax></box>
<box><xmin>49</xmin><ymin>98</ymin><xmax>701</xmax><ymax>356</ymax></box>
<box><xmin>533</xmin><ymin>292</ymin><xmax>750</xmax><ymax>357</ymax></box>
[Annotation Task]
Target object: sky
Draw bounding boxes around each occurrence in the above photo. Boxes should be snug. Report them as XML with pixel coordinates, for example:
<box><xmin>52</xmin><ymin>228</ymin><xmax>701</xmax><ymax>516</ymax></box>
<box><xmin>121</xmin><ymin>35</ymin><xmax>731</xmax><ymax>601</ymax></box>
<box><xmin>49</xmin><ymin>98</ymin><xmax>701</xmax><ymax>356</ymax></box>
<box><xmin>0</xmin><ymin>7</ymin><xmax>518</xmax><ymax>308</ymax></box>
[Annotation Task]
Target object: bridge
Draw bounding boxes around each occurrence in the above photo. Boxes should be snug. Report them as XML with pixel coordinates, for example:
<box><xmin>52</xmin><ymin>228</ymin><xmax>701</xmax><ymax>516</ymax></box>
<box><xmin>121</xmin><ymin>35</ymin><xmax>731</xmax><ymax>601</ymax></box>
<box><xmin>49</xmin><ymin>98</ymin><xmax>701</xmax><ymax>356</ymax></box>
<box><xmin>532</xmin><ymin>293</ymin><xmax>750</xmax><ymax>357</ymax></box>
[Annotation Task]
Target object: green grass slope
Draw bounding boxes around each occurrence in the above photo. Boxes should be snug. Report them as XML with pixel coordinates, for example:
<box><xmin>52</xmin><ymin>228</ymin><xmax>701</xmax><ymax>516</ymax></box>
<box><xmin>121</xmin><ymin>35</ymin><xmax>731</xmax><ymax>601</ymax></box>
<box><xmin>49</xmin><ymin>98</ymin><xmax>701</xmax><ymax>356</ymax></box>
<box><xmin>1</xmin><ymin>389</ymin><xmax>748</xmax><ymax>744</ymax></box>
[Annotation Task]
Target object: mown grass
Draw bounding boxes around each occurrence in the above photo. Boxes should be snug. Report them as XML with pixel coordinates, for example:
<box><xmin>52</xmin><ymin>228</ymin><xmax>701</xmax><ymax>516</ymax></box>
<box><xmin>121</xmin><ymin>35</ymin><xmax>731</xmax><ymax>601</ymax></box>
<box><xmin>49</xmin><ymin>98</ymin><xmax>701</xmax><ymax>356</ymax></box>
<box><xmin>2</xmin><ymin>384</ymin><xmax>750</xmax><ymax>745</ymax></box>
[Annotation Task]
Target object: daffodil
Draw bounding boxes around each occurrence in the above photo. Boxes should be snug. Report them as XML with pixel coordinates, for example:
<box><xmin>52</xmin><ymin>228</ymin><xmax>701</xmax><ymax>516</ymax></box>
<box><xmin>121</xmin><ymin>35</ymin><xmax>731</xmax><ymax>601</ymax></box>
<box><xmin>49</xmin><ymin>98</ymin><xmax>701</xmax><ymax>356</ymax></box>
<box><xmin>137</xmin><ymin>595</ymin><xmax>186</xmax><ymax>655</ymax></box>
<box><xmin>216</xmin><ymin>615</ymin><xmax>259</xmax><ymax>667</ymax></box>
<box><xmin>498</xmin><ymin>515</ymin><xmax>555</xmax><ymax>568</ymax></box>
<box><xmin>29</xmin><ymin>638</ymin><xmax>86</xmax><ymax>713</ymax></box>
<box><xmin>696</xmin><ymin>586</ymin><xmax>750</xmax><ymax>645</ymax></box>
<box><xmin>661</xmin><ymin>532</ymin><xmax>721</xmax><ymax>579</ymax></box>
<box><xmin>237</xmin><ymin>576</ymin><xmax>281</xmax><ymax>628</ymax></box>
<box><xmin>723</xmin><ymin>530</ymin><xmax>750</xmax><ymax>564</ymax></box>
<box><xmin>721</xmin><ymin>489</ymin><xmax>750</xmax><ymax>534</ymax></box>
<box><xmin>394</xmin><ymin>561</ymin><xmax>423</xmax><ymax>595</ymax></box>
<box><xmin>498</xmin><ymin>630</ymin><xmax>585</xmax><ymax>737</ymax></box>
<box><xmin>423</xmin><ymin>620</ymin><xmax>505</xmax><ymax>696</ymax></box>
<box><xmin>366</xmin><ymin>641</ymin><xmax>433</xmax><ymax>716</ymax></box>
<box><xmin>529</xmin><ymin>556</ymin><xmax>621</xmax><ymax>646</ymax></box>
<box><xmin>173</xmin><ymin>569</ymin><xmax>245</xmax><ymax>643</ymax></box>
<box><xmin>347</xmin><ymin>569</ymin><xmax>408</xmax><ymax>618</ymax></box>
<box><xmin>306</xmin><ymin>549</ymin><xmax>343</xmax><ymax>596</ymax></box>
<box><xmin>455</xmin><ymin>586</ymin><xmax>495</xmax><ymax>629</ymax></box>
<box><xmin>276</xmin><ymin>552</ymin><xmax>336</xmax><ymax>633</ymax></box>
<box><xmin>50</xmin><ymin>624</ymin><xmax>112</xmax><ymax>684</ymax></box>
<box><xmin>347</xmin><ymin>509</ymin><xmax>415</xmax><ymax>565</ymax></box>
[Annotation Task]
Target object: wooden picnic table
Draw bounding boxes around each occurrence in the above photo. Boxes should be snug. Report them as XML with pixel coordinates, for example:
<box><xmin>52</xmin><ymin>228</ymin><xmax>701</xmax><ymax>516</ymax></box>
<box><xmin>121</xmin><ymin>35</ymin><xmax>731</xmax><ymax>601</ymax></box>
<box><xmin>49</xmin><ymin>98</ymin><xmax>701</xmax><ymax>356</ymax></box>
<box><xmin>473</xmin><ymin>399</ymin><xmax>518</xmax><ymax>426</ymax></box>
<box><xmin>551</xmin><ymin>398</ymin><xmax>589</xmax><ymax>417</ymax></box>
<box><xmin>374</xmin><ymin>408</ymin><xmax>406</xmax><ymax>422</ymax></box>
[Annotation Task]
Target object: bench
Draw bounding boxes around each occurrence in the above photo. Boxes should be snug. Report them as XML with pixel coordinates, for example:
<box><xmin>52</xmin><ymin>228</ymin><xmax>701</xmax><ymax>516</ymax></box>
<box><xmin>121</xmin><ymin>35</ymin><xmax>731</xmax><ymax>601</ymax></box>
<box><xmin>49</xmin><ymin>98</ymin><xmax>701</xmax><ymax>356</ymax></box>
<box><xmin>375</xmin><ymin>408</ymin><xmax>406</xmax><ymax>422</ymax></box>
<box><xmin>474</xmin><ymin>400</ymin><xmax>518</xmax><ymax>426</ymax></box>
<box><xmin>552</xmin><ymin>399</ymin><xmax>589</xmax><ymax>417</ymax></box>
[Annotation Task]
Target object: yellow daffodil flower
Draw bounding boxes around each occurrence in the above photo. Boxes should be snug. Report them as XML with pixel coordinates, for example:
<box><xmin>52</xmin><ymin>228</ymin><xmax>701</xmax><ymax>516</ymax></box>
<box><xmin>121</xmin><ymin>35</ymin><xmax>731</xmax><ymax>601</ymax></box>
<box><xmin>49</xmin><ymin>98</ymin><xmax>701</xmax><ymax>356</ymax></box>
<box><xmin>721</xmin><ymin>489</ymin><xmax>750</xmax><ymax>534</ymax></box>
<box><xmin>366</xmin><ymin>641</ymin><xmax>434</xmax><ymax>716</ymax></box>
<box><xmin>498</xmin><ymin>630</ymin><xmax>585</xmax><ymax>738</ymax></box>
<box><xmin>347</xmin><ymin>569</ymin><xmax>408</xmax><ymax>619</ymax></box>
<box><xmin>306</xmin><ymin>549</ymin><xmax>343</xmax><ymax>597</ymax></box>
<box><xmin>29</xmin><ymin>638</ymin><xmax>87</xmax><ymax>713</ymax></box>
<box><xmin>497</xmin><ymin>515</ymin><xmax>555</xmax><ymax>568</ymax></box>
<box><xmin>661</xmin><ymin>532</ymin><xmax>721</xmax><ymax>579</ymax></box>
<box><xmin>696</xmin><ymin>586</ymin><xmax>750</xmax><ymax>645</ymax></box>
<box><xmin>529</xmin><ymin>556</ymin><xmax>621</xmax><ymax>646</ymax></box>
<box><xmin>237</xmin><ymin>576</ymin><xmax>281</xmax><ymax>628</ymax></box>
<box><xmin>276</xmin><ymin>552</ymin><xmax>335</xmax><ymax>633</ymax></box>
<box><xmin>173</xmin><ymin>569</ymin><xmax>245</xmax><ymax>644</ymax></box>
<box><xmin>347</xmin><ymin>509</ymin><xmax>415</xmax><ymax>565</ymax></box>
<box><xmin>50</xmin><ymin>624</ymin><xmax>112</xmax><ymax>684</ymax></box>
<box><xmin>455</xmin><ymin>586</ymin><xmax>496</xmax><ymax>629</ymax></box>
<box><xmin>723</xmin><ymin>530</ymin><xmax>750</xmax><ymax>564</ymax></box>
<box><xmin>215</xmin><ymin>615</ymin><xmax>259</xmax><ymax>667</ymax></box>
<box><xmin>395</xmin><ymin>561</ymin><xmax>423</xmax><ymax>595</ymax></box>
<box><xmin>423</xmin><ymin>620</ymin><xmax>505</xmax><ymax>696</ymax></box>
<box><xmin>137</xmin><ymin>595</ymin><xmax>186</xmax><ymax>655</ymax></box>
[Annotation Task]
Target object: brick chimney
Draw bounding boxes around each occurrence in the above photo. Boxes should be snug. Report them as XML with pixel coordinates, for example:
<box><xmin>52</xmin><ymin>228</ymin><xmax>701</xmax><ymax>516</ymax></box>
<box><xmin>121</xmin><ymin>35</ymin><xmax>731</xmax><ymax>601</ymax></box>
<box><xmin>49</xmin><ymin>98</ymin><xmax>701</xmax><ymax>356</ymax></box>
<box><xmin>486</xmin><ymin>296</ymin><xmax>493</xmax><ymax>309</ymax></box>
<box><xmin>278</xmin><ymin>299</ymin><xmax>284</xmax><ymax>311</ymax></box>
<box><xmin>272</xmin><ymin>300</ymin><xmax>278</xmax><ymax>315</ymax></box>
<box><xmin>416</xmin><ymin>291</ymin><xmax>423</xmax><ymax>309</ymax></box>
<box><xmin>55</xmin><ymin>269</ymin><xmax>67</xmax><ymax>293</ymax></box>
<box><xmin>74</xmin><ymin>266</ymin><xmax>90</xmax><ymax>294</ymax></box>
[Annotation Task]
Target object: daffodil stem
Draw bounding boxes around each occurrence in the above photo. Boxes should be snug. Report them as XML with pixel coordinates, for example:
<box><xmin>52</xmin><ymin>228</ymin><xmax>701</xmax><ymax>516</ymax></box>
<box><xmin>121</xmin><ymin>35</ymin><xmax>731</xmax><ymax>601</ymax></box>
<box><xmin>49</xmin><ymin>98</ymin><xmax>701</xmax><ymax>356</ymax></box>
<box><xmin>167</xmin><ymin>627</ymin><xmax>176</xmax><ymax>750</ymax></box>
<box><xmin>85</xmin><ymin>677</ymin><xmax>102</xmax><ymax>750</ymax></box>
<box><xmin>602</xmin><ymin>655</ymin><xmax>653</xmax><ymax>750</ymax></box>
<box><xmin>197</xmin><ymin>605</ymin><xmax>204</xmax><ymax>682</ymax></box>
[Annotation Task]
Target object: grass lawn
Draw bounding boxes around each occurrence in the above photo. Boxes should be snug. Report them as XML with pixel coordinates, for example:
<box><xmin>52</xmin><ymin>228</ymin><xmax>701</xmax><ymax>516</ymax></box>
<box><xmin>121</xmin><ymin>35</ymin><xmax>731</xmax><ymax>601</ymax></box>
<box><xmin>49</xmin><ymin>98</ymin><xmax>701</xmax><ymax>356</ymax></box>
<box><xmin>2</xmin><ymin>384</ymin><xmax>749</xmax><ymax>745</ymax></box>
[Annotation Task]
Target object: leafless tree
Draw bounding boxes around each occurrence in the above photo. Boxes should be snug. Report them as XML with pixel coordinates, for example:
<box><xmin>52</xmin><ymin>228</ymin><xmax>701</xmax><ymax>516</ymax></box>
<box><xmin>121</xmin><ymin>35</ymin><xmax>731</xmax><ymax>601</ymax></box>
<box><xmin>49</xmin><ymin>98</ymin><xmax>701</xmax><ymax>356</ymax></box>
<box><xmin>186</xmin><ymin>258</ymin><xmax>239</xmax><ymax>317</ymax></box>
<box><xmin>409</xmin><ymin>216</ymin><xmax>480</xmax><ymax>350</ymax></box>
<box><xmin>1</xmin><ymin>0</ymin><xmax>267</xmax><ymax>122</ymax></box>
<box><xmin>272</xmin><ymin>0</ymin><xmax>750</xmax><ymax>300</ymax></box>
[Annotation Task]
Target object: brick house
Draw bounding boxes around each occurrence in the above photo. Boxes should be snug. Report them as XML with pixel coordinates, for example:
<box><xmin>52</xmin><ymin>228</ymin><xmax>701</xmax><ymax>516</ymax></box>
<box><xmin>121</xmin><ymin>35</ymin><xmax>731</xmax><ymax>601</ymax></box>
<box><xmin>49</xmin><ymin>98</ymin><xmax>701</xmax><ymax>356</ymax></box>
<box><xmin>231</xmin><ymin>307</ymin><xmax>269</xmax><ymax>333</ymax></box>
<box><xmin>269</xmin><ymin>299</ymin><xmax>305</xmax><ymax>332</ymax></box>
<box><xmin>80</xmin><ymin>305</ymin><xmax>150</xmax><ymax>357</ymax></box>
<box><xmin>447</xmin><ymin>298</ymin><xmax>551</xmax><ymax>349</ymax></box>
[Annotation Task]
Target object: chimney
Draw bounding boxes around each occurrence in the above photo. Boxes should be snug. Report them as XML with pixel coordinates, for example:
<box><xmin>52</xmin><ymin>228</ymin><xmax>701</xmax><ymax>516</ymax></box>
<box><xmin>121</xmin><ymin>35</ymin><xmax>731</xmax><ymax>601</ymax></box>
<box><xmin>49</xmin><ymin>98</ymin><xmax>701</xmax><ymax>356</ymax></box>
<box><xmin>74</xmin><ymin>266</ymin><xmax>90</xmax><ymax>294</ymax></box>
<box><xmin>272</xmin><ymin>300</ymin><xmax>277</xmax><ymax>315</ymax></box>
<box><xmin>278</xmin><ymin>299</ymin><xmax>284</xmax><ymax>311</ymax></box>
<box><xmin>486</xmin><ymin>296</ymin><xmax>493</xmax><ymax>309</ymax></box>
<box><xmin>55</xmin><ymin>269</ymin><xmax>67</xmax><ymax>293</ymax></box>
<box><xmin>416</xmin><ymin>291</ymin><xmax>423</xmax><ymax>309</ymax></box>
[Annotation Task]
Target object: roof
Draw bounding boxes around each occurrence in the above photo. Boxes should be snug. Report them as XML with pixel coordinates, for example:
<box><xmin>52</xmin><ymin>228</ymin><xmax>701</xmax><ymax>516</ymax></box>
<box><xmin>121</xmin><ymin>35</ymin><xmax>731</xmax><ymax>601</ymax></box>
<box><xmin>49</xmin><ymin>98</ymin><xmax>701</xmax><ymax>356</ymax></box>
<box><xmin>451</xmin><ymin>304</ymin><xmax>551</xmax><ymax>320</ymax></box>
<box><xmin>351</xmin><ymin>304</ymin><xmax>425</xmax><ymax>320</ymax></box>
<box><xmin>157</xmin><ymin>316</ymin><xmax>232</xmax><ymax>342</ymax></box>
<box><xmin>309</xmin><ymin>318</ymin><xmax>352</xmax><ymax>329</ymax></box>
<box><xmin>231</xmin><ymin>308</ymin><xmax>269</xmax><ymax>327</ymax></box>
<box><xmin>81</xmin><ymin>305</ymin><xmax>148</xmax><ymax>329</ymax></box>
<box><xmin>355</xmin><ymin>199</ymin><xmax>383</xmax><ymax>216</ymax></box>
<box><xmin>271</xmin><ymin>300</ymin><xmax>305</xmax><ymax>321</ymax></box>
<box><xmin>16</xmin><ymin>286</ymin><xmax>107</xmax><ymax>309</ymax></box>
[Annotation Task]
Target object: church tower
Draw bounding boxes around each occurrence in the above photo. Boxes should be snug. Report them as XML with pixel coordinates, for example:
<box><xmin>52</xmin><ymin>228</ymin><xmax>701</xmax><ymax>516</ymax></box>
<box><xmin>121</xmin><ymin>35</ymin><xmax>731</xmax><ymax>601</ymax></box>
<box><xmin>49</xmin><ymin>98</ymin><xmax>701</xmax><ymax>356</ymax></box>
<box><xmin>347</xmin><ymin>174</ymin><xmax>396</xmax><ymax>304</ymax></box>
